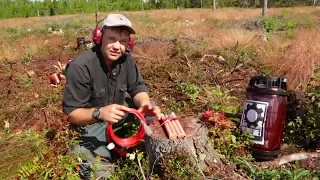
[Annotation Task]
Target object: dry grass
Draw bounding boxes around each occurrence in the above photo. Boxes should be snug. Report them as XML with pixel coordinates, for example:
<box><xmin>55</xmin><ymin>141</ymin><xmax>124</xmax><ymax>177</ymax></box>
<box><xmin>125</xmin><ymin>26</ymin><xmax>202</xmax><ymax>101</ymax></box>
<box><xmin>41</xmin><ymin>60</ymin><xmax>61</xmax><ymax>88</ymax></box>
<box><xmin>0</xmin><ymin>35</ymin><xmax>65</xmax><ymax>61</ymax></box>
<box><xmin>134</xmin><ymin>41</ymin><xmax>174</xmax><ymax>61</ymax></box>
<box><xmin>1</xmin><ymin>7</ymin><xmax>320</xmax><ymax>90</ymax></box>
<box><xmin>1</xmin><ymin>7</ymin><xmax>320</xmax><ymax>178</ymax></box>
<box><xmin>267</xmin><ymin>28</ymin><xmax>320</xmax><ymax>90</ymax></box>
<box><xmin>0</xmin><ymin>7</ymin><xmax>318</xmax><ymax>28</ymax></box>
<box><xmin>207</xmin><ymin>28</ymin><xmax>265</xmax><ymax>50</ymax></box>
<box><xmin>125</xmin><ymin>7</ymin><xmax>320</xmax><ymax>22</ymax></box>
<box><xmin>124</xmin><ymin>7</ymin><xmax>320</xmax><ymax>38</ymax></box>
<box><xmin>255</xmin><ymin>28</ymin><xmax>320</xmax><ymax>90</ymax></box>
<box><xmin>0</xmin><ymin>14</ymin><xmax>84</xmax><ymax>28</ymax></box>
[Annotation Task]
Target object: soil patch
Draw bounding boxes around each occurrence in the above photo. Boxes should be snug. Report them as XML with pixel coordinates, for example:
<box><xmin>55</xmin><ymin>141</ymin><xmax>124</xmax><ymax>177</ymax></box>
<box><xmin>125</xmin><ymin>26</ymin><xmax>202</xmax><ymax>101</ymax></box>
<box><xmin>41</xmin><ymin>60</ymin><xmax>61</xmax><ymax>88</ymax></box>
<box><xmin>0</xmin><ymin>47</ymin><xmax>78</xmax><ymax>131</ymax></box>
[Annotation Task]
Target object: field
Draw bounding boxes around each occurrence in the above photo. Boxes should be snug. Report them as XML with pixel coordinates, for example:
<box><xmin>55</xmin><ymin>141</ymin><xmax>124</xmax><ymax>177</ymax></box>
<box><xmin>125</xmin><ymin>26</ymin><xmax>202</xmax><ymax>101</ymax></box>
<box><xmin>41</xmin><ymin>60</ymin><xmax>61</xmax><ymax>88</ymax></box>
<box><xmin>0</xmin><ymin>7</ymin><xmax>320</xmax><ymax>179</ymax></box>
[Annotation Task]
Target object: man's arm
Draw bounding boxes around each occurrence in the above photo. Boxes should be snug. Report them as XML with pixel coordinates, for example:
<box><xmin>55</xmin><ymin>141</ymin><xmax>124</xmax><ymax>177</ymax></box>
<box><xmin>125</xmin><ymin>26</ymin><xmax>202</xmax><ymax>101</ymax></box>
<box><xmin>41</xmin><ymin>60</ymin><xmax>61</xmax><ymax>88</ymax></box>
<box><xmin>134</xmin><ymin>92</ymin><xmax>161</xmax><ymax>119</ymax></box>
<box><xmin>126</xmin><ymin>55</ymin><xmax>161</xmax><ymax>119</ymax></box>
<box><xmin>126</xmin><ymin>55</ymin><xmax>148</xmax><ymax>103</ymax></box>
<box><xmin>133</xmin><ymin>92</ymin><xmax>150</xmax><ymax>108</ymax></box>
<box><xmin>68</xmin><ymin>104</ymin><xmax>130</xmax><ymax>126</ymax></box>
<box><xmin>68</xmin><ymin>108</ymin><xmax>96</xmax><ymax>126</ymax></box>
<box><xmin>63</xmin><ymin>62</ymin><xmax>96</xmax><ymax>126</ymax></box>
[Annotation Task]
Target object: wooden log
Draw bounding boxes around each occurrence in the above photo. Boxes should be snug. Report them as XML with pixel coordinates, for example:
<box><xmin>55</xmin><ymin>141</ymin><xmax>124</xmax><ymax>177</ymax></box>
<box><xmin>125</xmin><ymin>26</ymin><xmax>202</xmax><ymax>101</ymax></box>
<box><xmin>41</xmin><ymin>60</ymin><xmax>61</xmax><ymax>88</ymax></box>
<box><xmin>254</xmin><ymin>152</ymin><xmax>320</xmax><ymax>168</ymax></box>
<box><xmin>145</xmin><ymin>116</ymin><xmax>222</xmax><ymax>175</ymax></box>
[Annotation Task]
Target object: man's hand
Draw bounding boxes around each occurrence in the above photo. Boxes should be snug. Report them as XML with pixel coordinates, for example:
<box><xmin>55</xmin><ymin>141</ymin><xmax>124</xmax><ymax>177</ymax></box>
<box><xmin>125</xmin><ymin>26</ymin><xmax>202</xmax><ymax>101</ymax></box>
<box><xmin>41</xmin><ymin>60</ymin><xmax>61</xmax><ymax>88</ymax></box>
<box><xmin>138</xmin><ymin>104</ymin><xmax>161</xmax><ymax>120</ymax></box>
<box><xmin>99</xmin><ymin>104</ymin><xmax>130</xmax><ymax>124</ymax></box>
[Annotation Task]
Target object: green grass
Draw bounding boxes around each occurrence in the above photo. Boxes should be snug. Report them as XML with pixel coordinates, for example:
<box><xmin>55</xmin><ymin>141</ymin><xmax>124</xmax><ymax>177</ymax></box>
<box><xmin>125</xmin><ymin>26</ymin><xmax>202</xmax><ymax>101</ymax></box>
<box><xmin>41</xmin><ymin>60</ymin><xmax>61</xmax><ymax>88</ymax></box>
<box><xmin>0</xmin><ymin>131</ymin><xmax>46</xmax><ymax>179</ymax></box>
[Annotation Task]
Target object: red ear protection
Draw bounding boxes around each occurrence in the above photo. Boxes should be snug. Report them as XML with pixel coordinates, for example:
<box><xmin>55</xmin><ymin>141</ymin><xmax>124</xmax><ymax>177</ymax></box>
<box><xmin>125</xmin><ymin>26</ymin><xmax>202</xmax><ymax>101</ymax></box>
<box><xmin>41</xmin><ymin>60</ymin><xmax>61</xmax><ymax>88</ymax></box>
<box><xmin>92</xmin><ymin>26</ymin><xmax>102</xmax><ymax>45</ymax></box>
<box><xmin>128</xmin><ymin>36</ymin><xmax>134</xmax><ymax>51</ymax></box>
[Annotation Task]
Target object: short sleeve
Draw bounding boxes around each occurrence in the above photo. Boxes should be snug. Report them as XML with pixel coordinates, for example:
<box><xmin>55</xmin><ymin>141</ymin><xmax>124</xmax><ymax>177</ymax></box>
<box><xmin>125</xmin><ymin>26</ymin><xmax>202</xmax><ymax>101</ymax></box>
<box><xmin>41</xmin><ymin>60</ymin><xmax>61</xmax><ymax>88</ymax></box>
<box><xmin>63</xmin><ymin>63</ymin><xmax>91</xmax><ymax>115</ymax></box>
<box><xmin>126</xmin><ymin>56</ymin><xmax>148</xmax><ymax>98</ymax></box>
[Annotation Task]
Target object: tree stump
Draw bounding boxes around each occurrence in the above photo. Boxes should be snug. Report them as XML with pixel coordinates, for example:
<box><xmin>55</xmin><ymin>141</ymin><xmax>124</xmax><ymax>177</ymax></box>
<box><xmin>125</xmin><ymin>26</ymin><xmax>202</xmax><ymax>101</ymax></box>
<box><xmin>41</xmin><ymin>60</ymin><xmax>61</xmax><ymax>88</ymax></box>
<box><xmin>144</xmin><ymin>116</ymin><xmax>250</xmax><ymax>179</ymax></box>
<box><xmin>144</xmin><ymin>116</ymin><xmax>221</xmax><ymax>174</ymax></box>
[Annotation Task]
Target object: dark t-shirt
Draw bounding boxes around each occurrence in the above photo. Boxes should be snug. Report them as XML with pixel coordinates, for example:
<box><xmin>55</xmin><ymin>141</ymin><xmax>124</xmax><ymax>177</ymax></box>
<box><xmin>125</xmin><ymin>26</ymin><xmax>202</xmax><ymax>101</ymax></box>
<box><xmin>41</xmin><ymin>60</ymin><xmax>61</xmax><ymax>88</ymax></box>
<box><xmin>63</xmin><ymin>46</ymin><xmax>147</xmax><ymax>115</ymax></box>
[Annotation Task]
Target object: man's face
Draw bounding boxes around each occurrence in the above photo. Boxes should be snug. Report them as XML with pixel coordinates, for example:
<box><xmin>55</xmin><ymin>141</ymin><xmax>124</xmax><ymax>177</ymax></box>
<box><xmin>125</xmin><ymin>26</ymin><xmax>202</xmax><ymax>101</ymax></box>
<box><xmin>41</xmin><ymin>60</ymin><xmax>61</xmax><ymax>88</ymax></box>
<box><xmin>101</xmin><ymin>27</ymin><xmax>130</xmax><ymax>64</ymax></box>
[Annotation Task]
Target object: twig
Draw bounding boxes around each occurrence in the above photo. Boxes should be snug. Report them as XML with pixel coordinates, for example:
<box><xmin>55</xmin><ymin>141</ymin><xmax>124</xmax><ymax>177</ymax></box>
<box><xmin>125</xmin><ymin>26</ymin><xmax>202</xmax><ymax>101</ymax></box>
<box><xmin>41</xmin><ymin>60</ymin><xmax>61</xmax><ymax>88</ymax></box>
<box><xmin>43</xmin><ymin>109</ymin><xmax>50</xmax><ymax>129</ymax></box>
<box><xmin>94</xmin><ymin>164</ymin><xmax>118</xmax><ymax>180</ymax></box>
<box><xmin>222</xmin><ymin>78</ymin><xmax>245</xmax><ymax>84</ymax></box>
<box><xmin>150</xmin><ymin>156</ymin><xmax>161</xmax><ymax>175</ymax></box>
<box><xmin>137</xmin><ymin>156</ymin><xmax>147</xmax><ymax>180</ymax></box>
<box><xmin>200</xmin><ymin>54</ymin><xmax>218</xmax><ymax>62</ymax></box>
<box><xmin>183</xmin><ymin>53</ymin><xmax>192</xmax><ymax>68</ymax></box>
<box><xmin>0</xmin><ymin>94</ymin><xmax>7</xmax><ymax>99</ymax></box>
<box><xmin>231</xmin><ymin>41</ymin><xmax>240</xmax><ymax>74</ymax></box>
<box><xmin>0</xmin><ymin>90</ymin><xmax>11</xmax><ymax>99</ymax></box>
<box><xmin>164</xmin><ymin>70</ymin><xmax>174</xmax><ymax>81</ymax></box>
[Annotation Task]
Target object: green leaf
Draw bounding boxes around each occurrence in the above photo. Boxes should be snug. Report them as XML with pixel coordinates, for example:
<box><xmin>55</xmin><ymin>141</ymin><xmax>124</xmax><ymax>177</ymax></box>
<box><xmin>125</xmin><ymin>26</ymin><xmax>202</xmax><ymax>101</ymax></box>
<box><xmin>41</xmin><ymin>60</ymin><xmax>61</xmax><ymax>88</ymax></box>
<box><xmin>137</xmin><ymin>152</ymin><xmax>143</xmax><ymax>160</ymax></box>
<box><xmin>231</xmin><ymin>135</ymin><xmax>237</xmax><ymax>143</ymax></box>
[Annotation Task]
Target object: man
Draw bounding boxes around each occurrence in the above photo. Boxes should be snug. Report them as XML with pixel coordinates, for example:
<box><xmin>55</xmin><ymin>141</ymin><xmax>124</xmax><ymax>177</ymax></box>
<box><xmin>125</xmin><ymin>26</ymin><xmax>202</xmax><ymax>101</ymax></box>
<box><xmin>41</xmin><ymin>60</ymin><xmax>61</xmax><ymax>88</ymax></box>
<box><xmin>63</xmin><ymin>13</ymin><xmax>161</xmax><ymax>179</ymax></box>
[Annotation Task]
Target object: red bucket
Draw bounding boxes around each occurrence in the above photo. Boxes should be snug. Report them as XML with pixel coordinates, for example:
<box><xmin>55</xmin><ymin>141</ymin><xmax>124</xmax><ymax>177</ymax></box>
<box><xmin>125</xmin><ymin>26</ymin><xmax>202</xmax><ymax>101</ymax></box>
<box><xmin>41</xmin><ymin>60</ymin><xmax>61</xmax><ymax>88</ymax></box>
<box><xmin>49</xmin><ymin>73</ymin><xmax>62</xmax><ymax>86</ymax></box>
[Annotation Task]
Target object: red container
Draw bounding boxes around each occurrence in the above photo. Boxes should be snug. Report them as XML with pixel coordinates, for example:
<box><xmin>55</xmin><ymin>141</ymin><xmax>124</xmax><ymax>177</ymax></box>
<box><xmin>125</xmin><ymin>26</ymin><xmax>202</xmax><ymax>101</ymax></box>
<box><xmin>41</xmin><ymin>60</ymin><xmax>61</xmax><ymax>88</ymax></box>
<box><xmin>49</xmin><ymin>73</ymin><xmax>61</xmax><ymax>86</ymax></box>
<box><xmin>240</xmin><ymin>75</ymin><xmax>288</xmax><ymax>161</ymax></box>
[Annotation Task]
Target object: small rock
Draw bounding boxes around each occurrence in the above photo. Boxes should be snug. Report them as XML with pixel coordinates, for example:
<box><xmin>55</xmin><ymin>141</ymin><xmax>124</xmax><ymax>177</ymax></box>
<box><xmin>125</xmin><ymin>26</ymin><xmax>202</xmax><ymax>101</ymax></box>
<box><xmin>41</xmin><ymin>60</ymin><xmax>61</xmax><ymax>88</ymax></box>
<box><xmin>34</xmin><ymin>92</ymin><xmax>39</xmax><ymax>99</ymax></box>
<box><xmin>4</xmin><ymin>120</ymin><xmax>10</xmax><ymax>129</ymax></box>
<box><xmin>217</xmin><ymin>55</ymin><xmax>226</xmax><ymax>62</ymax></box>
<box><xmin>26</xmin><ymin>70</ymin><xmax>36</xmax><ymax>77</ymax></box>
<box><xmin>162</xmin><ymin>96</ymin><xmax>168</xmax><ymax>102</ymax></box>
<box><xmin>199</xmin><ymin>153</ymin><xmax>206</xmax><ymax>161</ymax></box>
<box><xmin>262</xmin><ymin>34</ymin><xmax>268</xmax><ymax>42</ymax></box>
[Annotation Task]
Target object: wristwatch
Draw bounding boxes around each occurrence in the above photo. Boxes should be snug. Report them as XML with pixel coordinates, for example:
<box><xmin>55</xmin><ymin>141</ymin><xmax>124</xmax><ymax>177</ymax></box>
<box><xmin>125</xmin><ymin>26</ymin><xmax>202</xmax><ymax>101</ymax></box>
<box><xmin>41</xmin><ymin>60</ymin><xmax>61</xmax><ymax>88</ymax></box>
<box><xmin>92</xmin><ymin>107</ymin><xmax>101</xmax><ymax>122</ymax></box>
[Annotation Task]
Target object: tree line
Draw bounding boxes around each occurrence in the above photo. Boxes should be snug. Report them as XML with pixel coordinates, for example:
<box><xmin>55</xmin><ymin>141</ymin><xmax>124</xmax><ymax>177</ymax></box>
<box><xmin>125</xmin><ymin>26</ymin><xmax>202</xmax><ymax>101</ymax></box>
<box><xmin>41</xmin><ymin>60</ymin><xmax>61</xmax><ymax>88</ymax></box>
<box><xmin>0</xmin><ymin>0</ymin><xmax>318</xmax><ymax>19</ymax></box>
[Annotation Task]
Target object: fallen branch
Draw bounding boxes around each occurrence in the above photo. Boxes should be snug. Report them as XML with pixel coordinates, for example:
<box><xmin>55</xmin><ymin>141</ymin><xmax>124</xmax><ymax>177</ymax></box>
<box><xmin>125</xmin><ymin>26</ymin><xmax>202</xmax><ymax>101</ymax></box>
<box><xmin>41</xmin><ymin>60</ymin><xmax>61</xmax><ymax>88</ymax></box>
<box><xmin>12</xmin><ymin>119</ymin><xmax>46</xmax><ymax>134</ymax></box>
<box><xmin>183</xmin><ymin>53</ymin><xmax>192</xmax><ymax>68</ymax></box>
<box><xmin>200</xmin><ymin>54</ymin><xmax>225</xmax><ymax>62</ymax></box>
<box><xmin>137</xmin><ymin>156</ymin><xmax>147</xmax><ymax>180</ymax></box>
<box><xmin>222</xmin><ymin>78</ymin><xmax>245</xmax><ymax>84</ymax></box>
<box><xmin>257</xmin><ymin>152</ymin><xmax>320</xmax><ymax>168</ymax></box>
<box><xmin>275</xmin><ymin>152</ymin><xmax>320</xmax><ymax>166</ymax></box>
<box><xmin>0</xmin><ymin>90</ymin><xmax>11</xmax><ymax>99</ymax></box>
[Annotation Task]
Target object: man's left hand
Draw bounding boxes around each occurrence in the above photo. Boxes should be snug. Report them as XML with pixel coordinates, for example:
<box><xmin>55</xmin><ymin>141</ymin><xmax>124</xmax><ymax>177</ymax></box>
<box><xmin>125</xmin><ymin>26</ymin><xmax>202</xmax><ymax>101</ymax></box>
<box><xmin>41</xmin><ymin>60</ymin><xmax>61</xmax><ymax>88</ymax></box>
<box><xmin>138</xmin><ymin>104</ymin><xmax>161</xmax><ymax>120</ymax></box>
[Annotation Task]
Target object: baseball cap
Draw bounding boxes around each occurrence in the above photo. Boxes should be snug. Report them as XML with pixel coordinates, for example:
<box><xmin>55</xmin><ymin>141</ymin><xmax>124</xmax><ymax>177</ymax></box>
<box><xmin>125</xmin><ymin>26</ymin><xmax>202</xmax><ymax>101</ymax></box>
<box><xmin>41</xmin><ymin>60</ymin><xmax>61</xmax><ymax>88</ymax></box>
<box><xmin>102</xmin><ymin>14</ymin><xmax>135</xmax><ymax>34</ymax></box>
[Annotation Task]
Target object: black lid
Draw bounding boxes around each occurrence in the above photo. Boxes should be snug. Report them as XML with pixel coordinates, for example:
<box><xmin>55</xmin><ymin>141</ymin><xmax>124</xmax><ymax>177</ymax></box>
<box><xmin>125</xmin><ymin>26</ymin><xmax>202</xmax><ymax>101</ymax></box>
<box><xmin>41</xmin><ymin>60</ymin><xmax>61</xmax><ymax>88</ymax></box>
<box><xmin>247</xmin><ymin>75</ymin><xmax>288</xmax><ymax>96</ymax></box>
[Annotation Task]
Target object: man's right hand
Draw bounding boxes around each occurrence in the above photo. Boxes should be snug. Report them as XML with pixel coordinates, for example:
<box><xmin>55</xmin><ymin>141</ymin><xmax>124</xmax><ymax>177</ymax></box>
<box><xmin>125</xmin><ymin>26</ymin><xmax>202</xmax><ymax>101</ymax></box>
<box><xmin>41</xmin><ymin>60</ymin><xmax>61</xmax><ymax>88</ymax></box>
<box><xmin>99</xmin><ymin>104</ymin><xmax>130</xmax><ymax>124</ymax></box>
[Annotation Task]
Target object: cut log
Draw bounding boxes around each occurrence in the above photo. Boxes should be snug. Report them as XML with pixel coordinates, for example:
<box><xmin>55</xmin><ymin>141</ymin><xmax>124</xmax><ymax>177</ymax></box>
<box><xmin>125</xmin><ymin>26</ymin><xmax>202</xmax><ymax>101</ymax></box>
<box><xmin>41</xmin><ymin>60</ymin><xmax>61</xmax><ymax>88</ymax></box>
<box><xmin>144</xmin><ymin>116</ymin><xmax>250</xmax><ymax>179</ymax></box>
